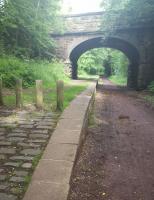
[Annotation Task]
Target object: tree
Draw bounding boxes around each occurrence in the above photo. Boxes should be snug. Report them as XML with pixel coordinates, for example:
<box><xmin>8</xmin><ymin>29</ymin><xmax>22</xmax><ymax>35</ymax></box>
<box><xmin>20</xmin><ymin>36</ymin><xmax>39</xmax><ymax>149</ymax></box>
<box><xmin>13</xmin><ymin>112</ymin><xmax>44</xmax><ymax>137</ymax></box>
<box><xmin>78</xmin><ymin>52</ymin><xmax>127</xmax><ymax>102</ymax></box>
<box><xmin>78</xmin><ymin>48</ymin><xmax>129</xmax><ymax>78</ymax></box>
<box><xmin>0</xmin><ymin>0</ymin><xmax>63</xmax><ymax>59</ymax></box>
<box><xmin>101</xmin><ymin>0</ymin><xmax>154</xmax><ymax>30</ymax></box>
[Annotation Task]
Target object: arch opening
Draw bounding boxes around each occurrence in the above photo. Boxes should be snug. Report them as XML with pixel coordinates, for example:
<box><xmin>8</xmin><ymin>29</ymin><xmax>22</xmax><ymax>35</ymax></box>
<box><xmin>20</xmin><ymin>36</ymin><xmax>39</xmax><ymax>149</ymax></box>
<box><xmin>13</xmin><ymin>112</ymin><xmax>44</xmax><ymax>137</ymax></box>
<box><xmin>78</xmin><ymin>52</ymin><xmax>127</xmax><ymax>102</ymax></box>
<box><xmin>69</xmin><ymin>37</ymin><xmax>140</xmax><ymax>88</ymax></box>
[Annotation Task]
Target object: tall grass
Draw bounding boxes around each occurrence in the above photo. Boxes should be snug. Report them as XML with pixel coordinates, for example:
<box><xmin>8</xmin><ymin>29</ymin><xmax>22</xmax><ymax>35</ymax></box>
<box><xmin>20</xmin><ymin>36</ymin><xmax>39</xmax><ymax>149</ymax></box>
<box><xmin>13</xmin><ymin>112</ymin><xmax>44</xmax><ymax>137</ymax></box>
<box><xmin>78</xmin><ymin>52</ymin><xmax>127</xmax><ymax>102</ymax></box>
<box><xmin>0</xmin><ymin>56</ymin><xmax>88</xmax><ymax>110</ymax></box>
<box><xmin>0</xmin><ymin>56</ymin><xmax>69</xmax><ymax>88</ymax></box>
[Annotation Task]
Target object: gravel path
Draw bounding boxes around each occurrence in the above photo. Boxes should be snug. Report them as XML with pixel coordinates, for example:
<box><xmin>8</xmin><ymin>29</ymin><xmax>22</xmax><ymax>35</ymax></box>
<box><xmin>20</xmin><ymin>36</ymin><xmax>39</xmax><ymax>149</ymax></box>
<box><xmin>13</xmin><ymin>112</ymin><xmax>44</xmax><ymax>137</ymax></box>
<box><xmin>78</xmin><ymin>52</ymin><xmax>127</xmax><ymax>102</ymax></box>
<box><xmin>68</xmin><ymin>79</ymin><xmax>154</xmax><ymax>200</ymax></box>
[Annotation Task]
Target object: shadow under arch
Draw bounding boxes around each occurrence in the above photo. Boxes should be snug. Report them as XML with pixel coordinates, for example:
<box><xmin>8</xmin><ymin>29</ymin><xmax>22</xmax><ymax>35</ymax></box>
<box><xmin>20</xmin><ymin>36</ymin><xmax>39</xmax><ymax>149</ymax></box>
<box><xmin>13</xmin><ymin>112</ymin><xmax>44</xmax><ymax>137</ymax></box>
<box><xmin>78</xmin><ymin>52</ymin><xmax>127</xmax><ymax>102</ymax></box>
<box><xmin>69</xmin><ymin>37</ymin><xmax>140</xmax><ymax>89</ymax></box>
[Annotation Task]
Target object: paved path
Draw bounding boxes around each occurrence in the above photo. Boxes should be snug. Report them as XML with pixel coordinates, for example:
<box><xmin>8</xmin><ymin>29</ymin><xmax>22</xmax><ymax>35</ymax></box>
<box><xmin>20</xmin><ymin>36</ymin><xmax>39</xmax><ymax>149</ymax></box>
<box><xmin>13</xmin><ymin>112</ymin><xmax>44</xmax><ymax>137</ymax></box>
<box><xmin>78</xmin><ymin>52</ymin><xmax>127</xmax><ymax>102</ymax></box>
<box><xmin>68</xmin><ymin>80</ymin><xmax>154</xmax><ymax>200</ymax></box>
<box><xmin>0</xmin><ymin>109</ymin><xmax>59</xmax><ymax>200</ymax></box>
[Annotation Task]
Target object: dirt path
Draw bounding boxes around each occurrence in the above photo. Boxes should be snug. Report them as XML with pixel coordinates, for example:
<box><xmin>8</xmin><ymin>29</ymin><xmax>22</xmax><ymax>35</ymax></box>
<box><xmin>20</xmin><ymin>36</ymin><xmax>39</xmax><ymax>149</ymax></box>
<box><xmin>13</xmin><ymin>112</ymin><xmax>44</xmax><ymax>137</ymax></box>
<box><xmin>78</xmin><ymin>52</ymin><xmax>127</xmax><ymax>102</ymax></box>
<box><xmin>68</xmin><ymin>79</ymin><xmax>154</xmax><ymax>200</ymax></box>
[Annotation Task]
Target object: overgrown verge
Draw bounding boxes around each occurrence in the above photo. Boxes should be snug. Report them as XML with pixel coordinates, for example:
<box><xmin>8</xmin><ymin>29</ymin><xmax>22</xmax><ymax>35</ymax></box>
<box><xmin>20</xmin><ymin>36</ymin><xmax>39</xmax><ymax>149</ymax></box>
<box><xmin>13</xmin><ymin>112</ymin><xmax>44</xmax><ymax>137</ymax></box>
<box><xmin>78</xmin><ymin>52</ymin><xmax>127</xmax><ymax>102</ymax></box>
<box><xmin>109</xmin><ymin>75</ymin><xmax>127</xmax><ymax>86</ymax></box>
<box><xmin>141</xmin><ymin>81</ymin><xmax>154</xmax><ymax>107</ymax></box>
<box><xmin>0</xmin><ymin>56</ymin><xmax>87</xmax><ymax>110</ymax></box>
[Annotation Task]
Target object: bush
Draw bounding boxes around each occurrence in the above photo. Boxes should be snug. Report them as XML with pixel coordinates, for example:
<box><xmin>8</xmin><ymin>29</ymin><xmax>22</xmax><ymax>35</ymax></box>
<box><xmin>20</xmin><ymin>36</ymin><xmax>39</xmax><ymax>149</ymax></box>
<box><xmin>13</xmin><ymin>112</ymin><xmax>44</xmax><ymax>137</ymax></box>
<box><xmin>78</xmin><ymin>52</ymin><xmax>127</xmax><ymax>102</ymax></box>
<box><xmin>0</xmin><ymin>56</ymin><xmax>69</xmax><ymax>88</ymax></box>
<box><xmin>0</xmin><ymin>56</ymin><xmax>35</xmax><ymax>87</ymax></box>
<box><xmin>148</xmin><ymin>81</ymin><xmax>154</xmax><ymax>93</ymax></box>
<box><xmin>89</xmin><ymin>67</ymin><xmax>97</xmax><ymax>75</ymax></box>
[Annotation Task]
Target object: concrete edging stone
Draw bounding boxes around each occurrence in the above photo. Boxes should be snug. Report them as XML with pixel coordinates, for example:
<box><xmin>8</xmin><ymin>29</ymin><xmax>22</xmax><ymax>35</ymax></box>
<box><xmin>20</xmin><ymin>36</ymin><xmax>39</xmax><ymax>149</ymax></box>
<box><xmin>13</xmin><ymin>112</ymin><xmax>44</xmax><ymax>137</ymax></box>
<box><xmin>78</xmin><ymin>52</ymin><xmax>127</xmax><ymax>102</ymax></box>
<box><xmin>23</xmin><ymin>81</ymin><xmax>97</xmax><ymax>200</ymax></box>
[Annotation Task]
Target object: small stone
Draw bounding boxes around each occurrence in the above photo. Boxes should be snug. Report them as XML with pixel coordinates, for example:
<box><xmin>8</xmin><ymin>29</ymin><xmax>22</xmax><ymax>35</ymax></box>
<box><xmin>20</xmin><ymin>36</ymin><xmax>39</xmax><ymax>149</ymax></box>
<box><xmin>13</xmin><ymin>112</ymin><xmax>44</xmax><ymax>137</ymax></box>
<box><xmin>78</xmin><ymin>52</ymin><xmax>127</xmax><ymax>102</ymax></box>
<box><xmin>38</xmin><ymin>122</ymin><xmax>54</xmax><ymax>126</ymax></box>
<box><xmin>0</xmin><ymin>132</ymin><xmax>5</xmax><ymax>136</ymax></box>
<box><xmin>3</xmin><ymin>124</ymin><xmax>17</xmax><ymax>128</ymax></box>
<box><xmin>0</xmin><ymin>183</ymin><xmax>9</xmax><ymax>190</ymax></box>
<box><xmin>10</xmin><ymin>176</ymin><xmax>25</xmax><ymax>183</ymax></box>
<box><xmin>21</xmin><ymin>149</ymin><xmax>41</xmax><ymax>156</ymax></box>
<box><xmin>10</xmin><ymin>156</ymin><xmax>33</xmax><ymax>161</ymax></box>
<box><xmin>29</xmin><ymin>134</ymin><xmax>49</xmax><ymax>139</ymax></box>
<box><xmin>10</xmin><ymin>187</ymin><xmax>23</xmax><ymax>195</ymax></box>
<box><xmin>32</xmin><ymin>130</ymin><xmax>48</xmax><ymax>134</ymax></box>
<box><xmin>14</xmin><ymin>170</ymin><xmax>28</xmax><ymax>177</ymax></box>
<box><xmin>12</xmin><ymin>129</ymin><xmax>26</xmax><ymax>133</ymax></box>
<box><xmin>8</xmin><ymin>137</ymin><xmax>26</xmax><ymax>142</ymax></box>
<box><xmin>0</xmin><ymin>193</ymin><xmax>17</xmax><ymax>200</ymax></box>
<box><xmin>18</xmin><ymin>122</ymin><xmax>34</xmax><ymax>125</ymax></box>
<box><xmin>4</xmin><ymin>162</ymin><xmax>20</xmax><ymax>167</ymax></box>
<box><xmin>17</xmin><ymin>143</ymin><xmax>40</xmax><ymax>148</ymax></box>
<box><xmin>8</xmin><ymin>133</ymin><xmax>27</xmax><ymax>137</ymax></box>
<box><xmin>0</xmin><ymin>169</ymin><xmax>4</xmax><ymax>173</ymax></box>
<box><xmin>0</xmin><ymin>148</ymin><xmax>16</xmax><ymax>155</ymax></box>
<box><xmin>0</xmin><ymin>175</ymin><xmax>7</xmax><ymax>181</ymax></box>
<box><xmin>0</xmin><ymin>154</ymin><xmax>6</xmax><ymax>160</ymax></box>
<box><xmin>28</xmin><ymin>139</ymin><xmax>46</xmax><ymax>144</ymax></box>
<box><xmin>0</xmin><ymin>142</ymin><xmax>12</xmax><ymax>146</ymax></box>
<box><xmin>22</xmin><ymin>163</ymin><xmax>32</xmax><ymax>169</ymax></box>
<box><xmin>36</xmin><ymin>125</ymin><xmax>52</xmax><ymax>129</ymax></box>
<box><xmin>19</xmin><ymin>125</ymin><xmax>33</xmax><ymax>129</ymax></box>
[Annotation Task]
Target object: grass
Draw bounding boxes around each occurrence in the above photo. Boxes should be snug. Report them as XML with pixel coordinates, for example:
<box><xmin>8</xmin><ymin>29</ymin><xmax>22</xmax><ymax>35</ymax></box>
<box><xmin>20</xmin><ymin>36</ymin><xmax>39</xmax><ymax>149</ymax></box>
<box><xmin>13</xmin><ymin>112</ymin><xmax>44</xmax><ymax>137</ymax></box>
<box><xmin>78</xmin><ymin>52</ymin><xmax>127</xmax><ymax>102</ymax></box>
<box><xmin>0</xmin><ymin>56</ymin><xmax>89</xmax><ymax>110</ymax></box>
<box><xmin>0</xmin><ymin>56</ymin><xmax>69</xmax><ymax>88</ymax></box>
<box><xmin>109</xmin><ymin>75</ymin><xmax>127</xmax><ymax>86</ymax></box>
<box><xmin>78</xmin><ymin>70</ymin><xmax>99</xmax><ymax>80</ymax></box>
<box><xmin>2</xmin><ymin>81</ymin><xmax>88</xmax><ymax>111</ymax></box>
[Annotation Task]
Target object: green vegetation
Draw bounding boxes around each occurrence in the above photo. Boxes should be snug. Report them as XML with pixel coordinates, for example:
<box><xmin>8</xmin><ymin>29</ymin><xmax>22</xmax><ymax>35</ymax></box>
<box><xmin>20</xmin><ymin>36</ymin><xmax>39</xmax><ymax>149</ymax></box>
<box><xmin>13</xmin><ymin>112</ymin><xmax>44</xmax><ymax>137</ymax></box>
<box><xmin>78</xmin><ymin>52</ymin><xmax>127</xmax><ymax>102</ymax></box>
<box><xmin>143</xmin><ymin>81</ymin><xmax>154</xmax><ymax>106</ymax></box>
<box><xmin>0</xmin><ymin>0</ymin><xmax>63</xmax><ymax>59</ymax></box>
<box><xmin>2</xmin><ymin>80</ymin><xmax>87</xmax><ymax>110</ymax></box>
<box><xmin>101</xmin><ymin>0</ymin><xmax>154</xmax><ymax>33</ymax></box>
<box><xmin>78</xmin><ymin>49</ymin><xmax>105</xmax><ymax>77</ymax></box>
<box><xmin>0</xmin><ymin>56</ymin><xmax>68</xmax><ymax>88</ymax></box>
<box><xmin>109</xmin><ymin>75</ymin><xmax>127</xmax><ymax>86</ymax></box>
<box><xmin>148</xmin><ymin>81</ymin><xmax>154</xmax><ymax>93</ymax></box>
<box><xmin>0</xmin><ymin>56</ymin><xmax>87</xmax><ymax>110</ymax></box>
<box><xmin>78</xmin><ymin>48</ymin><xmax>128</xmax><ymax>85</ymax></box>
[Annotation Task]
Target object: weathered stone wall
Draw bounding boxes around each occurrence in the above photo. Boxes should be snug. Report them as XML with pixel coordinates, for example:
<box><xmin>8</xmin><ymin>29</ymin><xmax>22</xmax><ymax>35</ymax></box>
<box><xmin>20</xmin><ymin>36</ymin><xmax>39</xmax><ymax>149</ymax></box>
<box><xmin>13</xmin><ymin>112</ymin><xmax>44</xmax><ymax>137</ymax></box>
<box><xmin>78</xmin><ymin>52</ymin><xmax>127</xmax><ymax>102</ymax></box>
<box><xmin>63</xmin><ymin>12</ymin><xmax>103</xmax><ymax>33</ymax></box>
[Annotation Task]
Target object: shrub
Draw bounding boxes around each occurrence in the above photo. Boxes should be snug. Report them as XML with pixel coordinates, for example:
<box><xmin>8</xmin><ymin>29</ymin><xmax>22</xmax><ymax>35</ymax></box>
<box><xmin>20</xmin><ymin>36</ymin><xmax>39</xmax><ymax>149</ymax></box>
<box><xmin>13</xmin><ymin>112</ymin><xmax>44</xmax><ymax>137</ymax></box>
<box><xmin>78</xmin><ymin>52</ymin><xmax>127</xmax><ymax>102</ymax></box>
<box><xmin>148</xmin><ymin>81</ymin><xmax>154</xmax><ymax>93</ymax></box>
<box><xmin>0</xmin><ymin>56</ymin><xmax>69</xmax><ymax>88</ymax></box>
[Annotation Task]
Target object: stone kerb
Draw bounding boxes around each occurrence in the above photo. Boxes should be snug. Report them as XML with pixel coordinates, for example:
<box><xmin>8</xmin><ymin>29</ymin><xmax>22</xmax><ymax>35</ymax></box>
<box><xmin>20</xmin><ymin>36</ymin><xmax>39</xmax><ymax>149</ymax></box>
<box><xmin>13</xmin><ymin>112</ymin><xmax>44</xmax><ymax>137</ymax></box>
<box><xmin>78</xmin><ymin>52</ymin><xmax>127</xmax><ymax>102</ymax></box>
<box><xmin>23</xmin><ymin>81</ymin><xmax>96</xmax><ymax>200</ymax></box>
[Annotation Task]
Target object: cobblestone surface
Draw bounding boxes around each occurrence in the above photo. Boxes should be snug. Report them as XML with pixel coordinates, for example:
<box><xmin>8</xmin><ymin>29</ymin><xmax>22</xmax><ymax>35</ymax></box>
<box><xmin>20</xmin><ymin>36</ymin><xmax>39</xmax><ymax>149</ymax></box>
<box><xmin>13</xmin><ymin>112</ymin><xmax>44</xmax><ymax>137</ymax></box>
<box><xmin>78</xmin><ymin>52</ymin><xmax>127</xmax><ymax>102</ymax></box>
<box><xmin>0</xmin><ymin>109</ymin><xmax>59</xmax><ymax>200</ymax></box>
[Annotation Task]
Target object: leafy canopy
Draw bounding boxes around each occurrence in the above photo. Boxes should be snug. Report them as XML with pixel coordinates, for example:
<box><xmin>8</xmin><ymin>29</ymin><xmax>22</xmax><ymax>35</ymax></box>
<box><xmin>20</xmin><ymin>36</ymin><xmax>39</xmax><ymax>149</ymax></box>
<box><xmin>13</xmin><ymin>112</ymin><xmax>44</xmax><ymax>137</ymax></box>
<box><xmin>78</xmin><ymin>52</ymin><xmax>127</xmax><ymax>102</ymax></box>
<box><xmin>0</xmin><ymin>0</ymin><xmax>63</xmax><ymax>59</ymax></box>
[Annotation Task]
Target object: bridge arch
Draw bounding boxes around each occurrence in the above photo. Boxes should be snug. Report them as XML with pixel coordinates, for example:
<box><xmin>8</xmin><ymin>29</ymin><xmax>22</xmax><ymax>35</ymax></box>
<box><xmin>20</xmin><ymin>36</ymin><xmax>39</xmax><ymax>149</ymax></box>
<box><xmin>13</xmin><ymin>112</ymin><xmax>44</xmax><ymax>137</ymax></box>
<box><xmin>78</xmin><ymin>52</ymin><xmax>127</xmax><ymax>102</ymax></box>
<box><xmin>69</xmin><ymin>37</ymin><xmax>140</xmax><ymax>88</ymax></box>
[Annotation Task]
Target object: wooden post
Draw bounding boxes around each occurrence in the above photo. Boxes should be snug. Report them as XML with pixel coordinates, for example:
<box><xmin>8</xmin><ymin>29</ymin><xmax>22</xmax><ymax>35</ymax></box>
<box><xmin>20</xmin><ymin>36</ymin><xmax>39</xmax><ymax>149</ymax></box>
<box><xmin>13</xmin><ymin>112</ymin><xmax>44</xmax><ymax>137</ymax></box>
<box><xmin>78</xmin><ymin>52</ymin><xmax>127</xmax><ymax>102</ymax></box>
<box><xmin>56</xmin><ymin>80</ymin><xmax>64</xmax><ymax>111</ymax></box>
<box><xmin>16</xmin><ymin>79</ymin><xmax>23</xmax><ymax>108</ymax></box>
<box><xmin>36</xmin><ymin>80</ymin><xmax>43</xmax><ymax>109</ymax></box>
<box><xmin>0</xmin><ymin>78</ymin><xmax>3</xmax><ymax>106</ymax></box>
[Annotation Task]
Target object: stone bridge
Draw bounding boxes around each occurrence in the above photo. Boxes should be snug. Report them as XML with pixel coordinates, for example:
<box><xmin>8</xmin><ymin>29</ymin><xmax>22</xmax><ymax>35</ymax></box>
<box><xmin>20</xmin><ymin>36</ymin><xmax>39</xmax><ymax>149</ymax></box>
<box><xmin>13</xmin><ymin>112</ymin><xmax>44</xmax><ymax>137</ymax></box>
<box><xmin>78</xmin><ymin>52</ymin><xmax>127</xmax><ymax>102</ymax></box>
<box><xmin>53</xmin><ymin>12</ymin><xmax>154</xmax><ymax>89</ymax></box>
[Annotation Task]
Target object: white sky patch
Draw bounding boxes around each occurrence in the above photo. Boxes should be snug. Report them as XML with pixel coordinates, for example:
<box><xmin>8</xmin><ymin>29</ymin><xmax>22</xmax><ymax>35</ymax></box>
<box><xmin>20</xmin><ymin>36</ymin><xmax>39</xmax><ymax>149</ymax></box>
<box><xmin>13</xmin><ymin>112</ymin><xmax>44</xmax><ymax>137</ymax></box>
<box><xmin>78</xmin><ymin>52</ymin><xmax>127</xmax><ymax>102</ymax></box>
<box><xmin>61</xmin><ymin>0</ymin><xmax>102</xmax><ymax>14</ymax></box>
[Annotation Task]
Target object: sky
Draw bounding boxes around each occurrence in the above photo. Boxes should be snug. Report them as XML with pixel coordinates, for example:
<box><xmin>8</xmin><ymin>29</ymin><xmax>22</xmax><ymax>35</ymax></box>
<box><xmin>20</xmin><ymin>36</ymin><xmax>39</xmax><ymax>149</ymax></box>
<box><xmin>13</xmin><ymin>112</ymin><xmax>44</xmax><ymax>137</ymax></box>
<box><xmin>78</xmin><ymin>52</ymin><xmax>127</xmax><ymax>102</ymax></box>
<box><xmin>61</xmin><ymin>0</ymin><xmax>102</xmax><ymax>14</ymax></box>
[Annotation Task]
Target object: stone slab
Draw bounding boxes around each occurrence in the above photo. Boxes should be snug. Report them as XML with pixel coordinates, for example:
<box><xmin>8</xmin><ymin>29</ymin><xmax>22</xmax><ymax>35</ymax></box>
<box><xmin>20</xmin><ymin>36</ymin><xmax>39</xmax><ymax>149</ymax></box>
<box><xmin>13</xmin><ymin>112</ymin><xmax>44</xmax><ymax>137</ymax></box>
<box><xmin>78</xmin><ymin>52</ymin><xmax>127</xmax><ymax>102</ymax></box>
<box><xmin>0</xmin><ymin>142</ymin><xmax>12</xmax><ymax>146</ymax></box>
<box><xmin>22</xmin><ymin>163</ymin><xmax>32</xmax><ymax>169</ymax></box>
<box><xmin>0</xmin><ymin>183</ymin><xmax>9</xmax><ymax>190</ymax></box>
<box><xmin>10</xmin><ymin>156</ymin><xmax>34</xmax><ymax>161</ymax></box>
<box><xmin>29</xmin><ymin>134</ymin><xmax>49</xmax><ymax>139</ymax></box>
<box><xmin>49</xmin><ymin>129</ymin><xmax>80</xmax><ymax>144</ymax></box>
<box><xmin>23</xmin><ymin>181</ymin><xmax>69</xmax><ymax>200</ymax></box>
<box><xmin>20</xmin><ymin>149</ymin><xmax>41</xmax><ymax>156</ymax></box>
<box><xmin>0</xmin><ymin>148</ymin><xmax>16</xmax><ymax>154</ymax></box>
<box><xmin>0</xmin><ymin>193</ymin><xmax>17</xmax><ymax>200</ymax></box>
<box><xmin>42</xmin><ymin>143</ymin><xmax>77</xmax><ymax>162</ymax></box>
<box><xmin>10</xmin><ymin>176</ymin><xmax>25</xmax><ymax>183</ymax></box>
<box><xmin>4</xmin><ymin>162</ymin><xmax>21</xmax><ymax>167</ymax></box>
<box><xmin>56</xmin><ymin>118</ymin><xmax>83</xmax><ymax>131</ymax></box>
<box><xmin>32</xmin><ymin>160</ymin><xmax>73</xmax><ymax>184</ymax></box>
<box><xmin>14</xmin><ymin>171</ymin><xmax>28</xmax><ymax>177</ymax></box>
